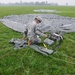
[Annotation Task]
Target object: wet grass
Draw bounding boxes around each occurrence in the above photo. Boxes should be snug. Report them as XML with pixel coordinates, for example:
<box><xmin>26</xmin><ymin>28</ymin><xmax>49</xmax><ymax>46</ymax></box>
<box><xmin>0</xmin><ymin>6</ymin><xmax>75</xmax><ymax>75</ymax></box>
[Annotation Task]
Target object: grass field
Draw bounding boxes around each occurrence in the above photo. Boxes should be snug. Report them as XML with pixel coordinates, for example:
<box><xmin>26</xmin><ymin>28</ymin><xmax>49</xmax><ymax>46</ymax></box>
<box><xmin>0</xmin><ymin>6</ymin><xmax>75</xmax><ymax>75</ymax></box>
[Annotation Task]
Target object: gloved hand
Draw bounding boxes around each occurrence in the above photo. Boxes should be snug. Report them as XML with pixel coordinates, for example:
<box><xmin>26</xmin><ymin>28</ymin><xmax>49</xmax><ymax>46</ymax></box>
<box><xmin>28</xmin><ymin>40</ymin><xmax>32</xmax><ymax>46</ymax></box>
<box><xmin>22</xmin><ymin>37</ymin><xmax>26</xmax><ymax>40</ymax></box>
<box><xmin>45</xmin><ymin>35</ymin><xmax>48</xmax><ymax>38</ymax></box>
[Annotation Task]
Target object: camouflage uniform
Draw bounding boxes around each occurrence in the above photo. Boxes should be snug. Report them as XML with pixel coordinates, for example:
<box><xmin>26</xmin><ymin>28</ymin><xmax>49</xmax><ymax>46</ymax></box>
<box><xmin>23</xmin><ymin>20</ymin><xmax>46</xmax><ymax>43</ymax></box>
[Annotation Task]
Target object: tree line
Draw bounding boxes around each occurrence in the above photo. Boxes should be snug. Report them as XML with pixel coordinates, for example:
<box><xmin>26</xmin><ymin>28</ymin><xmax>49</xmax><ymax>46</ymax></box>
<box><xmin>0</xmin><ymin>1</ymin><xmax>58</xmax><ymax>6</ymax></box>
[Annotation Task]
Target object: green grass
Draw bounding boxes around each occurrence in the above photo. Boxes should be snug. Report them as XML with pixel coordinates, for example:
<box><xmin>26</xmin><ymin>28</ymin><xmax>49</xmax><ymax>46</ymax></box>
<box><xmin>0</xmin><ymin>6</ymin><xmax>75</xmax><ymax>18</ymax></box>
<box><xmin>0</xmin><ymin>6</ymin><xmax>75</xmax><ymax>75</ymax></box>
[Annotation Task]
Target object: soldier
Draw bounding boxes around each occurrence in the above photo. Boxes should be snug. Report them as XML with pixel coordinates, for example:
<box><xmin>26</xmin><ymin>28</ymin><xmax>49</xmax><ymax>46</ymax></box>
<box><xmin>22</xmin><ymin>16</ymin><xmax>48</xmax><ymax>46</ymax></box>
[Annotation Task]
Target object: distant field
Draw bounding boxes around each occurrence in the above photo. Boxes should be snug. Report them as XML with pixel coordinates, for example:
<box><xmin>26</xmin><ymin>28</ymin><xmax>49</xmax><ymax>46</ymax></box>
<box><xmin>0</xmin><ymin>6</ymin><xmax>75</xmax><ymax>18</ymax></box>
<box><xmin>0</xmin><ymin>6</ymin><xmax>75</xmax><ymax>75</ymax></box>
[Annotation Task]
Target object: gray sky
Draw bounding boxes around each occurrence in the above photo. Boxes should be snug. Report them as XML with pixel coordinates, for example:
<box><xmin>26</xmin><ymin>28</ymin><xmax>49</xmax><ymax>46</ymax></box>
<box><xmin>0</xmin><ymin>0</ymin><xmax>75</xmax><ymax>5</ymax></box>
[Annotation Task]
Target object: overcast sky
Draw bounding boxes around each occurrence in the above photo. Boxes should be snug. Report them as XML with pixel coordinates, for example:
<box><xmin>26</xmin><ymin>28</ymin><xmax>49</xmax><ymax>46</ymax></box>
<box><xmin>0</xmin><ymin>0</ymin><xmax>75</xmax><ymax>5</ymax></box>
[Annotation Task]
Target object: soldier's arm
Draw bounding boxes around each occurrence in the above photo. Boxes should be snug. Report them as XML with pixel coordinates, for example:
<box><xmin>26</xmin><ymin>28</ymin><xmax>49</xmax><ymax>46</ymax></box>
<box><xmin>36</xmin><ymin>29</ymin><xmax>47</xmax><ymax>38</ymax></box>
